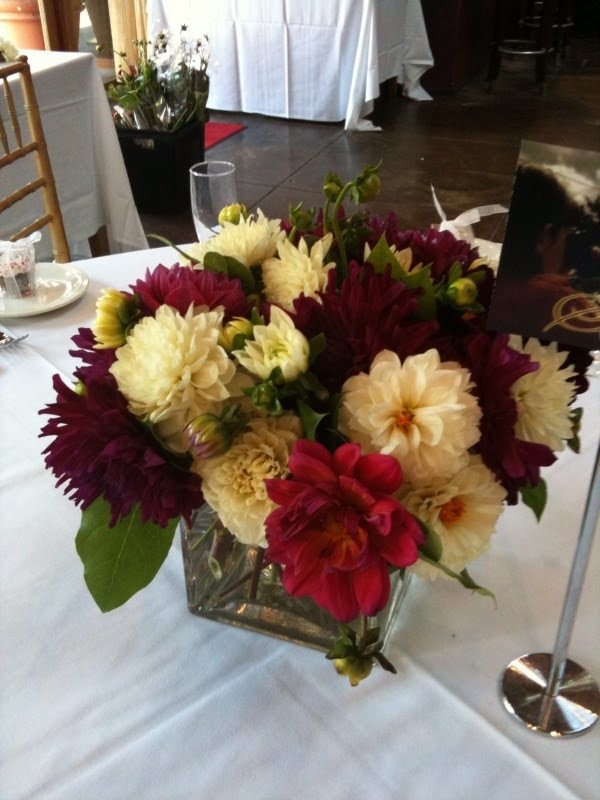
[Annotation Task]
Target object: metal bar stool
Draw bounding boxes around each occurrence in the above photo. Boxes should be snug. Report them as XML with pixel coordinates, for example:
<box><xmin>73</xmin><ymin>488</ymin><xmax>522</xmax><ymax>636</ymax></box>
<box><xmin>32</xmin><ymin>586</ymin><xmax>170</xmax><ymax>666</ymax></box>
<box><xmin>486</xmin><ymin>0</ymin><xmax>559</xmax><ymax>90</ymax></box>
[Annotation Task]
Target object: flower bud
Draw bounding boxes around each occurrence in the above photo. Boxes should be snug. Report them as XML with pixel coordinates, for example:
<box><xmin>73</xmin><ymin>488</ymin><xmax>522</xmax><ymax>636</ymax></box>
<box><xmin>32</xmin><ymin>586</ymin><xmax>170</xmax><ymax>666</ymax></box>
<box><xmin>72</xmin><ymin>380</ymin><xmax>87</xmax><ymax>397</ymax></box>
<box><xmin>185</xmin><ymin>413</ymin><xmax>232</xmax><ymax>459</ymax></box>
<box><xmin>323</xmin><ymin>179</ymin><xmax>343</xmax><ymax>202</ymax></box>
<box><xmin>218</xmin><ymin>203</ymin><xmax>248</xmax><ymax>226</ymax></box>
<box><xmin>447</xmin><ymin>277</ymin><xmax>478</xmax><ymax>307</ymax></box>
<box><xmin>92</xmin><ymin>288</ymin><xmax>138</xmax><ymax>349</ymax></box>
<box><xmin>218</xmin><ymin>316</ymin><xmax>254</xmax><ymax>352</ymax></box>
<box><xmin>333</xmin><ymin>656</ymin><xmax>374</xmax><ymax>687</ymax></box>
<box><xmin>356</xmin><ymin>173</ymin><xmax>381</xmax><ymax>203</ymax></box>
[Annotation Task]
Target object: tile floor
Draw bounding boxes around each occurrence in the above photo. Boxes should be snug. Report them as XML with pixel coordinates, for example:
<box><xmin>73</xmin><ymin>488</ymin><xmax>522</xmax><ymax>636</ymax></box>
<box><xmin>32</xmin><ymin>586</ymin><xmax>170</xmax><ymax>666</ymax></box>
<box><xmin>138</xmin><ymin>38</ymin><xmax>600</xmax><ymax>248</ymax></box>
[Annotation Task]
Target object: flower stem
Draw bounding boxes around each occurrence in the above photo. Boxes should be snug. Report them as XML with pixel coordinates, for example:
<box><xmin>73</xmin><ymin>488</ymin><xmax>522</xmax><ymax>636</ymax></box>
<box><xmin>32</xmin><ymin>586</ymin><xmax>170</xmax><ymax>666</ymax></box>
<box><xmin>248</xmin><ymin>547</ymin><xmax>265</xmax><ymax>601</ymax></box>
<box><xmin>329</xmin><ymin>182</ymin><xmax>353</xmax><ymax>282</ymax></box>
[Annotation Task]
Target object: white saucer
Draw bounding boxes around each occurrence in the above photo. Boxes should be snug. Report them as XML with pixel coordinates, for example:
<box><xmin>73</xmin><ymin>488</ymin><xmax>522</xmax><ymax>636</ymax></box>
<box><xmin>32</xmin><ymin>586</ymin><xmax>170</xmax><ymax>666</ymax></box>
<box><xmin>0</xmin><ymin>263</ymin><xmax>89</xmax><ymax>318</ymax></box>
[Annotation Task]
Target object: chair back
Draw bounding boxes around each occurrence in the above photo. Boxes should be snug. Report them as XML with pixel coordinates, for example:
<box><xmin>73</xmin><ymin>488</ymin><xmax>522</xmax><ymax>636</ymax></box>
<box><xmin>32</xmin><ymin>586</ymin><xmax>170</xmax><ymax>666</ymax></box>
<box><xmin>0</xmin><ymin>55</ymin><xmax>71</xmax><ymax>263</ymax></box>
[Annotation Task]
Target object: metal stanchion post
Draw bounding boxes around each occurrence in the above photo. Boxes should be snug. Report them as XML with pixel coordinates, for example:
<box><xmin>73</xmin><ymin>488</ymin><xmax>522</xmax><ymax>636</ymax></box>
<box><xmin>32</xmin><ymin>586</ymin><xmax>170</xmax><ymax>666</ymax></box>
<box><xmin>501</xmin><ymin>442</ymin><xmax>600</xmax><ymax>736</ymax></box>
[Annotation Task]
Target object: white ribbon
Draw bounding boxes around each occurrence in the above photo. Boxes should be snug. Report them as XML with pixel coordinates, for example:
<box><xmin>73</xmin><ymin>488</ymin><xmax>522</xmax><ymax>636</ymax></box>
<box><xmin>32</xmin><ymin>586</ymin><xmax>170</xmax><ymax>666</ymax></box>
<box><xmin>431</xmin><ymin>185</ymin><xmax>507</xmax><ymax>242</ymax></box>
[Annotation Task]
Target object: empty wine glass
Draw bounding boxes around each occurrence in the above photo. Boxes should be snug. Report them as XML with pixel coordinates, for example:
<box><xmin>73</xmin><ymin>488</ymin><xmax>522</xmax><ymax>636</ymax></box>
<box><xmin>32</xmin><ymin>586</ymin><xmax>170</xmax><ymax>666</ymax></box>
<box><xmin>190</xmin><ymin>161</ymin><xmax>237</xmax><ymax>242</ymax></box>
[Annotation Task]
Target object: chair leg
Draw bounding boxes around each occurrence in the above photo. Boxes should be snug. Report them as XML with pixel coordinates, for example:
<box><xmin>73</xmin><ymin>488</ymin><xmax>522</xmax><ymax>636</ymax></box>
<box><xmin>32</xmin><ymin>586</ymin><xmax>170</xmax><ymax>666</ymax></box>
<box><xmin>89</xmin><ymin>224</ymin><xmax>110</xmax><ymax>257</ymax></box>
<box><xmin>485</xmin><ymin>44</ymin><xmax>502</xmax><ymax>91</ymax></box>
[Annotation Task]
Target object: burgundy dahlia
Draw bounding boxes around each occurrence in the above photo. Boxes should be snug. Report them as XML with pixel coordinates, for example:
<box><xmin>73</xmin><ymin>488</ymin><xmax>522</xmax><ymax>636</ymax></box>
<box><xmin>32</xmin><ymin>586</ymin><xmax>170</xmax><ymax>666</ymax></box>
<box><xmin>40</xmin><ymin>374</ymin><xmax>202</xmax><ymax>526</ymax></box>
<box><xmin>292</xmin><ymin>263</ymin><xmax>438</xmax><ymax>393</ymax></box>
<box><xmin>130</xmin><ymin>263</ymin><xmax>250</xmax><ymax>321</ymax></box>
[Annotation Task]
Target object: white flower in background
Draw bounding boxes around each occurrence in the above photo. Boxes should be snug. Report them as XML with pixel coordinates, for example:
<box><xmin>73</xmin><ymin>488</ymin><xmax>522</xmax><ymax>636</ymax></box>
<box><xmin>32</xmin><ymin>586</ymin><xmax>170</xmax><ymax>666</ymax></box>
<box><xmin>110</xmin><ymin>305</ymin><xmax>236</xmax><ymax>441</ymax></box>
<box><xmin>233</xmin><ymin>305</ymin><xmax>310</xmax><ymax>382</ymax></box>
<box><xmin>0</xmin><ymin>37</ymin><xmax>18</xmax><ymax>63</ymax></box>
<box><xmin>197</xmin><ymin>415</ymin><xmax>302</xmax><ymax>546</ymax></box>
<box><xmin>509</xmin><ymin>336</ymin><xmax>576</xmax><ymax>452</ymax></box>
<box><xmin>339</xmin><ymin>349</ymin><xmax>481</xmax><ymax>484</ymax></box>
<box><xmin>261</xmin><ymin>233</ymin><xmax>335</xmax><ymax>311</ymax></box>
<box><xmin>403</xmin><ymin>457</ymin><xmax>506</xmax><ymax>580</ymax></box>
<box><xmin>186</xmin><ymin>209</ymin><xmax>284</xmax><ymax>267</ymax></box>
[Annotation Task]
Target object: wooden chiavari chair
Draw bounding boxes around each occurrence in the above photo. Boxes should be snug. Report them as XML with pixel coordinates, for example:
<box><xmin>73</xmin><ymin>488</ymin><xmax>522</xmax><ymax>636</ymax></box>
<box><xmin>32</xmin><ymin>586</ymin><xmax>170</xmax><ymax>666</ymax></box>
<box><xmin>0</xmin><ymin>55</ymin><xmax>71</xmax><ymax>263</ymax></box>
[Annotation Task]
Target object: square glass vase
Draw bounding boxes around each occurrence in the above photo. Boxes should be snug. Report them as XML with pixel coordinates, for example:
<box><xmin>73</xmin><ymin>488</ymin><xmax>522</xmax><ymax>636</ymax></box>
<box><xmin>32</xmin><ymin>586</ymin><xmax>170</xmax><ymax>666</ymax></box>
<box><xmin>181</xmin><ymin>505</ymin><xmax>411</xmax><ymax>652</ymax></box>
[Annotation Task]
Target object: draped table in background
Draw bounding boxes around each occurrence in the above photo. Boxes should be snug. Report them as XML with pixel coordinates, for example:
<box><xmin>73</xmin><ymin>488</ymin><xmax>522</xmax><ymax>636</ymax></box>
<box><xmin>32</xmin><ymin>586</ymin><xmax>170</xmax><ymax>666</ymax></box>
<box><xmin>0</xmin><ymin>246</ymin><xmax>598</xmax><ymax>799</ymax></box>
<box><xmin>0</xmin><ymin>51</ymin><xmax>148</xmax><ymax>260</ymax></box>
<box><xmin>147</xmin><ymin>0</ymin><xmax>434</xmax><ymax>130</ymax></box>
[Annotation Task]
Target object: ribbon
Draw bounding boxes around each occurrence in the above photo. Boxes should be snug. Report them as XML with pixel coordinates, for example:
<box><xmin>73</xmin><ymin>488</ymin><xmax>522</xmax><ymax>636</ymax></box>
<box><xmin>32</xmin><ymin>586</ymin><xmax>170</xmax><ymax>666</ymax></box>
<box><xmin>431</xmin><ymin>186</ymin><xmax>507</xmax><ymax>242</ymax></box>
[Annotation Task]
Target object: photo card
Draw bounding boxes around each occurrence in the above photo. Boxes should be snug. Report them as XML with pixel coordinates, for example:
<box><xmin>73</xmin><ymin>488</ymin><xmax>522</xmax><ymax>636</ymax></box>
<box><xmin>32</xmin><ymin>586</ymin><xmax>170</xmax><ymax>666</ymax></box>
<box><xmin>487</xmin><ymin>140</ymin><xmax>600</xmax><ymax>350</ymax></box>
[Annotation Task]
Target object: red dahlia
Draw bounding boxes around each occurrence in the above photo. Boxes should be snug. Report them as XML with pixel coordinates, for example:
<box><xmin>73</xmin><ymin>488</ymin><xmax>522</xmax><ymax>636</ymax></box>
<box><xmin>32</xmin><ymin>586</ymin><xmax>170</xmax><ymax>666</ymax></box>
<box><xmin>265</xmin><ymin>440</ymin><xmax>424</xmax><ymax>622</ymax></box>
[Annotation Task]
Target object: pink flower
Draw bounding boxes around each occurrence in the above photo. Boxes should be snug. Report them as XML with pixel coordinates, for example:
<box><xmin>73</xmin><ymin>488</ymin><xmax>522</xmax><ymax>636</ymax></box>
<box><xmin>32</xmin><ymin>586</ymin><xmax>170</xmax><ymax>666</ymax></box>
<box><xmin>265</xmin><ymin>441</ymin><xmax>424</xmax><ymax>622</ymax></box>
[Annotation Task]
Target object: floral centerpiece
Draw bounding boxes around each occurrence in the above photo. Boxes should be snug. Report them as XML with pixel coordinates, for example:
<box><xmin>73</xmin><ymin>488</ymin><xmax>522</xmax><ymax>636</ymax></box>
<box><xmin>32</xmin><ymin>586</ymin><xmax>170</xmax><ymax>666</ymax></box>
<box><xmin>40</xmin><ymin>166</ymin><xmax>590</xmax><ymax>686</ymax></box>
<box><xmin>0</xmin><ymin>36</ymin><xmax>19</xmax><ymax>63</ymax></box>
<box><xmin>108</xmin><ymin>24</ymin><xmax>209</xmax><ymax>131</ymax></box>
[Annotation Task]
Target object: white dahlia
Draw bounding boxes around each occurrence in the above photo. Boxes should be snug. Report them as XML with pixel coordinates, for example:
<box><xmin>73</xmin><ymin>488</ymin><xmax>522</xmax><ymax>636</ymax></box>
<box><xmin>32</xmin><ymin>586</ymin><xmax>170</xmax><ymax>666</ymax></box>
<box><xmin>196</xmin><ymin>415</ymin><xmax>302</xmax><ymax>546</ymax></box>
<box><xmin>509</xmin><ymin>336</ymin><xmax>576</xmax><ymax>452</ymax></box>
<box><xmin>233</xmin><ymin>305</ymin><xmax>309</xmax><ymax>383</ymax></box>
<box><xmin>404</xmin><ymin>457</ymin><xmax>506</xmax><ymax>580</ymax></box>
<box><xmin>261</xmin><ymin>233</ymin><xmax>335</xmax><ymax>311</ymax></box>
<box><xmin>339</xmin><ymin>349</ymin><xmax>481</xmax><ymax>484</ymax></box>
<box><xmin>109</xmin><ymin>306</ymin><xmax>236</xmax><ymax>447</ymax></box>
<box><xmin>186</xmin><ymin>209</ymin><xmax>284</xmax><ymax>268</ymax></box>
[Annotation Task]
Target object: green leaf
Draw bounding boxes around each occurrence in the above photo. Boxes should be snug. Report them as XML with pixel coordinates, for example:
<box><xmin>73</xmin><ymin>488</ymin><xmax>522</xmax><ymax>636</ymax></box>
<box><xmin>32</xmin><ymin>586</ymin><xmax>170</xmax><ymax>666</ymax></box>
<box><xmin>567</xmin><ymin>407</ymin><xmax>583</xmax><ymax>454</ymax></box>
<box><xmin>418</xmin><ymin>554</ymin><xmax>496</xmax><ymax>604</ymax></box>
<box><xmin>308</xmin><ymin>333</ymin><xmax>326</xmax><ymax>365</ymax></box>
<box><xmin>520</xmin><ymin>479</ymin><xmax>547</xmax><ymax>522</ymax></box>
<box><xmin>417</xmin><ymin>519</ymin><xmax>443</xmax><ymax>562</ymax></box>
<box><xmin>75</xmin><ymin>499</ymin><xmax>177</xmax><ymax>612</ymax></box>
<box><xmin>447</xmin><ymin>261</ymin><xmax>463</xmax><ymax>285</ymax></box>
<box><xmin>366</xmin><ymin>235</ymin><xmax>436</xmax><ymax>320</ymax></box>
<box><xmin>326</xmin><ymin>635</ymin><xmax>355</xmax><ymax>660</ymax></box>
<box><xmin>361</xmin><ymin>626</ymin><xmax>381</xmax><ymax>648</ymax></box>
<box><xmin>372</xmin><ymin>651</ymin><xmax>397</xmax><ymax>674</ymax></box>
<box><xmin>297</xmin><ymin>399</ymin><xmax>327</xmax><ymax>440</ymax></box>
<box><xmin>202</xmin><ymin>253</ymin><xmax>256</xmax><ymax>294</ymax></box>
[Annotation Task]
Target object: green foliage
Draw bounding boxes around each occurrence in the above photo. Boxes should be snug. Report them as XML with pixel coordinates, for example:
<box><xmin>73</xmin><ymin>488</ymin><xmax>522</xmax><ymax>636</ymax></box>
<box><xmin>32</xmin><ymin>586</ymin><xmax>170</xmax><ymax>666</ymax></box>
<box><xmin>75</xmin><ymin>500</ymin><xmax>177</xmax><ymax>612</ymax></box>
<box><xmin>366</xmin><ymin>235</ymin><xmax>436</xmax><ymax>320</ymax></box>
<box><xmin>520</xmin><ymin>479</ymin><xmax>548</xmax><ymax>522</ymax></box>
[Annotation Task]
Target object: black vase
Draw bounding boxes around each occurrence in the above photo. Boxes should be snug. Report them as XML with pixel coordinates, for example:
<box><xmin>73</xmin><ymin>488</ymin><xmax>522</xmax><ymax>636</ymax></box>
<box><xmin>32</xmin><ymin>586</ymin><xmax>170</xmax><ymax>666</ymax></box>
<box><xmin>117</xmin><ymin>120</ymin><xmax>205</xmax><ymax>214</ymax></box>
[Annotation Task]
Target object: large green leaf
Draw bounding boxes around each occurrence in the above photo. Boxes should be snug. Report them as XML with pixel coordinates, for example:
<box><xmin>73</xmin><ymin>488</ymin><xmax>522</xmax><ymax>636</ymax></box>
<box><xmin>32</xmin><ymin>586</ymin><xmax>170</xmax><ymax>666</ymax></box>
<box><xmin>75</xmin><ymin>499</ymin><xmax>177</xmax><ymax>612</ymax></box>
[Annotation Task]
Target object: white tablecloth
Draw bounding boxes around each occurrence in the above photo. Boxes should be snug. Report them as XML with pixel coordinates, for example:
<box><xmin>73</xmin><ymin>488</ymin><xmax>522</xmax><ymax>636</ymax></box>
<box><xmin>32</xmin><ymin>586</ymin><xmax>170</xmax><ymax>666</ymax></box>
<box><xmin>0</xmin><ymin>51</ymin><xmax>148</xmax><ymax>260</ymax></box>
<box><xmin>1</xmin><ymin>247</ymin><xmax>599</xmax><ymax>799</ymax></box>
<box><xmin>147</xmin><ymin>0</ymin><xmax>434</xmax><ymax>130</ymax></box>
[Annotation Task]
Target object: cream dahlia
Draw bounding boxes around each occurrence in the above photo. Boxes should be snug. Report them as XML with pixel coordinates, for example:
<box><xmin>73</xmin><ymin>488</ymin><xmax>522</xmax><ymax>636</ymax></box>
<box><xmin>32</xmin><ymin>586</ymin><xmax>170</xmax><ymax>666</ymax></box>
<box><xmin>233</xmin><ymin>305</ymin><xmax>310</xmax><ymax>382</ymax></box>
<box><xmin>186</xmin><ymin>209</ymin><xmax>284</xmax><ymax>268</ymax></box>
<box><xmin>261</xmin><ymin>233</ymin><xmax>335</xmax><ymax>311</ymax></box>
<box><xmin>339</xmin><ymin>349</ymin><xmax>481</xmax><ymax>484</ymax></box>
<box><xmin>196</xmin><ymin>415</ymin><xmax>302</xmax><ymax>546</ymax></box>
<box><xmin>509</xmin><ymin>336</ymin><xmax>576</xmax><ymax>452</ymax></box>
<box><xmin>109</xmin><ymin>305</ymin><xmax>236</xmax><ymax>444</ymax></box>
<box><xmin>403</xmin><ymin>457</ymin><xmax>506</xmax><ymax>579</ymax></box>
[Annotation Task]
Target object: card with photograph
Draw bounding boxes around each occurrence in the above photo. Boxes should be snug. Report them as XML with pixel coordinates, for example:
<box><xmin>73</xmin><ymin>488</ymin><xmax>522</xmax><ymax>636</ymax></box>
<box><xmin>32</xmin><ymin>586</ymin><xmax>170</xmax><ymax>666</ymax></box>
<box><xmin>487</xmin><ymin>140</ymin><xmax>600</xmax><ymax>350</ymax></box>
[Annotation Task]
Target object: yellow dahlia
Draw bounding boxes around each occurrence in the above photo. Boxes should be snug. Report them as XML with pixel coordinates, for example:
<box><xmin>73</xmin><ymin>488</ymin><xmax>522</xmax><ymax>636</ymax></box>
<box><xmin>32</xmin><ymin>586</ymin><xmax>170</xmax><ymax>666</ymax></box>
<box><xmin>109</xmin><ymin>305</ymin><xmax>236</xmax><ymax>446</ymax></box>
<box><xmin>261</xmin><ymin>233</ymin><xmax>335</xmax><ymax>311</ymax></box>
<box><xmin>404</xmin><ymin>457</ymin><xmax>506</xmax><ymax>580</ymax></box>
<box><xmin>186</xmin><ymin>209</ymin><xmax>284</xmax><ymax>268</ymax></box>
<box><xmin>196</xmin><ymin>415</ymin><xmax>302</xmax><ymax>546</ymax></box>
<box><xmin>509</xmin><ymin>336</ymin><xmax>576</xmax><ymax>452</ymax></box>
<box><xmin>92</xmin><ymin>288</ymin><xmax>138</xmax><ymax>349</ymax></box>
<box><xmin>339</xmin><ymin>349</ymin><xmax>481</xmax><ymax>484</ymax></box>
<box><xmin>233</xmin><ymin>305</ymin><xmax>310</xmax><ymax>383</ymax></box>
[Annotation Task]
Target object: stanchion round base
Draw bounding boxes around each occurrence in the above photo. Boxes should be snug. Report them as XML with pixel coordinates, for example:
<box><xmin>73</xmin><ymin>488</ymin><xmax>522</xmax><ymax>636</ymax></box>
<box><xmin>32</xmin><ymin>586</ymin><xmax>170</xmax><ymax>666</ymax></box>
<box><xmin>501</xmin><ymin>653</ymin><xmax>600</xmax><ymax>736</ymax></box>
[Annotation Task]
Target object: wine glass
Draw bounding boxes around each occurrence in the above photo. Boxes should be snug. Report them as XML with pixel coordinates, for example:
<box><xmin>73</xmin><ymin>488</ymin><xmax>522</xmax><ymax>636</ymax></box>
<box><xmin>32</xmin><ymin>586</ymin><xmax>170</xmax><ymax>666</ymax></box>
<box><xmin>190</xmin><ymin>161</ymin><xmax>237</xmax><ymax>242</ymax></box>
